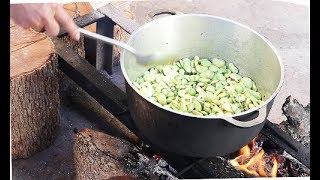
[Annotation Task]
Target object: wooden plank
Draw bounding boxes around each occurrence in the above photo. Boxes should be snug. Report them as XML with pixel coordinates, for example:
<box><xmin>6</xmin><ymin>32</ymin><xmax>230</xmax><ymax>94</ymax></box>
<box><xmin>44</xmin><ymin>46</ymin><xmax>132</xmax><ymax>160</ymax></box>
<box><xmin>97</xmin><ymin>4</ymin><xmax>141</xmax><ymax>34</ymax></box>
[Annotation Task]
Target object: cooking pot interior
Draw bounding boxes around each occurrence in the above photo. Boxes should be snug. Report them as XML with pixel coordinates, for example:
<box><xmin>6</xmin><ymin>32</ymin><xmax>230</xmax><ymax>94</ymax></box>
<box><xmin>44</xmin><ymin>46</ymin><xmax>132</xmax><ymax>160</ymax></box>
<box><xmin>122</xmin><ymin>15</ymin><xmax>282</xmax><ymax>101</ymax></box>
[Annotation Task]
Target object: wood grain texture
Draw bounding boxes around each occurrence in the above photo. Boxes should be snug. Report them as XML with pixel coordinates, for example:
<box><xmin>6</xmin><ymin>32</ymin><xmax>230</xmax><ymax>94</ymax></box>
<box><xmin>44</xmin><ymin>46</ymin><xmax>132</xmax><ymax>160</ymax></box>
<box><xmin>10</xmin><ymin>21</ymin><xmax>60</xmax><ymax>159</ymax></box>
<box><xmin>63</xmin><ymin>2</ymin><xmax>96</xmax><ymax>32</ymax></box>
<box><xmin>10</xmin><ymin>20</ymin><xmax>55</xmax><ymax>78</ymax></box>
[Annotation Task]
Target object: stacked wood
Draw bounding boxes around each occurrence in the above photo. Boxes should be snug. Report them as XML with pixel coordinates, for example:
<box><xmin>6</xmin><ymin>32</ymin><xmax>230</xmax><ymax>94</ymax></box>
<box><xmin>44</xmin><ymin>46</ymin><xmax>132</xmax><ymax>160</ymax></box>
<box><xmin>62</xmin><ymin>2</ymin><xmax>96</xmax><ymax>58</ymax></box>
<box><xmin>10</xmin><ymin>20</ymin><xmax>60</xmax><ymax>159</ymax></box>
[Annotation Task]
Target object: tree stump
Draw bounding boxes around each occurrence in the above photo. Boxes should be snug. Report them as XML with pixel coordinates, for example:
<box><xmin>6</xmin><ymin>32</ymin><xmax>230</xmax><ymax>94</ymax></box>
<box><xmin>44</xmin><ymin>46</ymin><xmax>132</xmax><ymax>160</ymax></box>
<box><xmin>10</xmin><ymin>20</ymin><xmax>60</xmax><ymax>159</ymax></box>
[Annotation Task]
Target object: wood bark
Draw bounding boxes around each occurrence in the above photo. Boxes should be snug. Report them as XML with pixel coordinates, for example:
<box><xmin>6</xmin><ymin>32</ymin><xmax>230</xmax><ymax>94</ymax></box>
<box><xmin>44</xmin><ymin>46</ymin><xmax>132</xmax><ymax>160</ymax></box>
<box><xmin>10</xmin><ymin>20</ymin><xmax>60</xmax><ymax>159</ymax></box>
<box><xmin>74</xmin><ymin>128</ymin><xmax>177</xmax><ymax>180</ymax></box>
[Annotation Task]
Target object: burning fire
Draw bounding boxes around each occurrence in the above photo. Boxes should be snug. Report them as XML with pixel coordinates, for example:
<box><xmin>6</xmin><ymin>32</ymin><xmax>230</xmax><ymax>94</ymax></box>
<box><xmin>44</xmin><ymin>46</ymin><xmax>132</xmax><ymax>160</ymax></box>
<box><xmin>229</xmin><ymin>138</ymin><xmax>278</xmax><ymax>177</ymax></box>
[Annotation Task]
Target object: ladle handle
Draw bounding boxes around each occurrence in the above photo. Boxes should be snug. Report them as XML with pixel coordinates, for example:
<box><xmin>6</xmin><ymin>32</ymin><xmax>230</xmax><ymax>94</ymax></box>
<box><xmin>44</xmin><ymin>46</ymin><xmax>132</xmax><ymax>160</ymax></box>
<box><xmin>78</xmin><ymin>28</ymin><xmax>138</xmax><ymax>56</ymax></box>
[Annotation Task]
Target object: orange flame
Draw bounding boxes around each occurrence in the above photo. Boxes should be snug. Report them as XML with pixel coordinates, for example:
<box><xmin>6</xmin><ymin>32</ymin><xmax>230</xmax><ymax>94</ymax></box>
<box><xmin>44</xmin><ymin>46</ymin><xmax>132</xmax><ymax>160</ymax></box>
<box><xmin>271</xmin><ymin>156</ymin><xmax>278</xmax><ymax>177</ymax></box>
<box><xmin>229</xmin><ymin>139</ymin><xmax>278</xmax><ymax>177</ymax></box>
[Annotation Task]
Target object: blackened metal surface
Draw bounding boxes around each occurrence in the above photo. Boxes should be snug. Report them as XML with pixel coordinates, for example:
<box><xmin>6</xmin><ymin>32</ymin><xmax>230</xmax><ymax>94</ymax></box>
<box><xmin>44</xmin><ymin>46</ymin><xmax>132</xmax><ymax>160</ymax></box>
<box><xmin>96</xmin><ymin>17</ymin><xmax>115</xmax><ymax>74</ymax></box>
<box><xmin>261</xmin><ymin>121</ymin><xmax>310</xmax><ymax>168</ymax></box>
<box><xmin>84</xmin><ymin>36</ymin><xmax>97</xmax><ymax>67</ymax></box>
<box><xmin>53</xmin><ymin>37</ymin><xmax>128</xmax><ymax>115</ymax></box>
<box><xmin>126</xmin><ymin>83</ymin><xmax>267</xmax><ymax>157</ymax></box>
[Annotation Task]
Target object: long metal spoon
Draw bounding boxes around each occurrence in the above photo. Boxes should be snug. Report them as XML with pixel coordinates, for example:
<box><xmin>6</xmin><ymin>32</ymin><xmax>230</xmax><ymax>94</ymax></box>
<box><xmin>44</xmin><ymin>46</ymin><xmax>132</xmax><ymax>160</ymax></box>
<box><xmin>78</xmin><ymin>28</ymin><xmax>172</xmax><ymax>65</ymax></box>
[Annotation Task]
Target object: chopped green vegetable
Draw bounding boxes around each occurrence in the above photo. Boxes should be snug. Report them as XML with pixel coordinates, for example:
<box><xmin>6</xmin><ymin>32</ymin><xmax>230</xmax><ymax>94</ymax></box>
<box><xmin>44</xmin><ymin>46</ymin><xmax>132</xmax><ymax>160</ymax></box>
<box><xmin>133</xmin><ymin>56</ymin><xmax>264</xmax><ymax>116</ymax></box>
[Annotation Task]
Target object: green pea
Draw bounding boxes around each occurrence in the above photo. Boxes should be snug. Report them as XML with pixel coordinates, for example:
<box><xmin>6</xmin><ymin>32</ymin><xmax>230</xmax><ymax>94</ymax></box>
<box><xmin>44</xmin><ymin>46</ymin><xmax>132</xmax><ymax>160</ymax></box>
<box><xmin>193</xmin><ymin>101</ymin><xmax>202</xmax><ymax>111</ymax></box>
<box><xmin>206</xmin><ymin>85</ymin><xmax>216</xmax><ymax>93</ymax></box>
<box><xmin>252</xmin><ymin>82</ymin><xmax>258</xmax><ymax>91</ymax></box>
<box><xmin>179</xmin><ymin>68</ymin><xmax>185</xmax><ymax>75</ymax></box>
<box><xmin>240</xmin><ymin>77</ymin><xmax>253</xmax><ymax>89</ymax></box>
<box><xmin>167</xmin><ymin>96</ymin><xmax>174</xmax><ymax>103</ymax></box>
<box><xmin>212</xmin><ymin>58</ymin><xmax>226</xmax><ymax>68</ymax></box>
<box><xmin>200</xmin><ymin>59</ymin><xmax>212</xmax><ymax>67</ymax></box>
<box><xmin>230</xmin><ymin>73</ymin><xmax>242</xmax><ymax>81</ymax></box>
<box><xmin>156</xmin><ymin>93</ymin><xmax>167</xmax><ymax>105</ymax></box>
<box><xmin>196</xmin><ymin>65</ymin><xmax>208</xmax><ymax>73</ymax></box>
<box><xmin>182</xmin><ymin>58</ymin><xmax>192</xmax><ymax>73</ymax></box>
<box><xmin>133</xmin><ymin>82</ymin><xmax>141</xmax><ymax>89</ymax></box>
<box><xmin>227</xmin><ymin>63</ymin><xmax>239</xmax><ymax>73</ymax></box>
<box><xmin>199</xmin><ymin>78</ymin><xmax>210</xmax><ymax>83</ymax></box>
<box><xmin>178</xmin><ymin>90</ymin><xmax>186</xmax><ymax>97</ymax></box>
<box><xmin>209</xmin><ymin>65</ymin><xmax>219</xmax><ymax>72</ymax></box>
<box><xmin>187</xmin><ymin>88</ymin><xmax>197</xmax><ymax>96</ymax></box>
<box><xmin>221</xmin><ymin>103</ymin><xmax>233</xmax><ymax>112</ymax></box>
<box><xmin>201</xmin><ymin>111</ymin><xmax>209</xmax><ymax>115</ymax></box>
<box><xmin>167</xmin><ymin>91</ymin><xmax>175</xmax><ymax>97</ymax></box>
<box><xmin>170</xmin><ymin>101</ymin><xmax>179</xmax><ymax>110</ymax></box>
<box><xmin>218</xmin><ymin>92</ymin><xmax>227</xmax><ymax>98</ymax></box>
<box><xmin>216</xmin><ymin>73</ymin><xmax>226</xmax><ymax>81</ymax></box>
<box><xmin>187</xmin><ymin>103</ymin><xmax>195</xmax><ymax>112</ymax></box>
<box><xmin>192</xmin><ymin>110</ymin><xmax>203</xmax><ymax>116</ymax></box>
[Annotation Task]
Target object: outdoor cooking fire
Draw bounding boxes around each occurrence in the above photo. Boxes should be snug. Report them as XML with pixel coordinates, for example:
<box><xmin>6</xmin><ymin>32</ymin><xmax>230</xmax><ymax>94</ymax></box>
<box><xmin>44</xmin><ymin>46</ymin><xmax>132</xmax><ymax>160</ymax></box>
<box><xmin>229</xmin><ymin>138</ymin><xmax>278</xmax><ymax>177</ymax></box>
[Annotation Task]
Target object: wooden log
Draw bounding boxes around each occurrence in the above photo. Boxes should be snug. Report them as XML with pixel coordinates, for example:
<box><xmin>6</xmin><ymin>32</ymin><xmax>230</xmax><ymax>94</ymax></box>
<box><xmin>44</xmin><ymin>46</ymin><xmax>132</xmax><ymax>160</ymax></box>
<box><xmin>74</xmin><ymin>128</ymin><xmax>178</xmax><ymax>180</ymax></box>
<box><xmin>10</xmin><ymin>20</ymin><xmax>60</xmax><ymax>159</ymax></box>
<box><xmin>64</xmin><ymin>77</ymin><xmax>139</xmax><ymax>144</ymax></box>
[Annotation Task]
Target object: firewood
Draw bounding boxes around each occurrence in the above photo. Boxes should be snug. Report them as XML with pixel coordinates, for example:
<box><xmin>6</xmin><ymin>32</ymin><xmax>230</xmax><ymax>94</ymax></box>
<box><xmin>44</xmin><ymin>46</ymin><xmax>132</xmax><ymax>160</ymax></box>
<box><xmin>10</xmin><ymin>20</ymin><xmax>60</xmax><ymax>159</ymax></box>
<box><xmin>280</xmin><ymin>96</ymin><xmax>310</xmax><ymax>147</ymax></box>
<box><xmin>74</xmin><ymin>128</ymin><xmax>178</xmax><ymax>180</ymax></box>
<box><xmin>64</xmin><ymin>78</ymin><xmax>139</xmax><ymax>144</ymax></box>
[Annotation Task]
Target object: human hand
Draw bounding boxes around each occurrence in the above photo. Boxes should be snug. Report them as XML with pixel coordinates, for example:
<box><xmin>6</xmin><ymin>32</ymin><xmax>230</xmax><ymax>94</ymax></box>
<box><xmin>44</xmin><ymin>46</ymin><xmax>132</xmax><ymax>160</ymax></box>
<box><xmin>10</xmin><ymin>3</ymin><xmax>80</xmax><ymax>41</ymax></box>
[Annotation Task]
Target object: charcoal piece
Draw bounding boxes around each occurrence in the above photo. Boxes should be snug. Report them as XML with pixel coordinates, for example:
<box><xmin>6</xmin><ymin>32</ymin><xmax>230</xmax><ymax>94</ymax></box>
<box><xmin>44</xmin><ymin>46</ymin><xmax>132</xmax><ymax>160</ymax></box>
<box><xmin>196</xmin><ymin>157</ymin><xmax>247</xmax><ymax>178</ymax></box>
<box><xmin>280</xmin><ymin>96</ymin><xmax>310</xmax><ymax>147</ymax></box>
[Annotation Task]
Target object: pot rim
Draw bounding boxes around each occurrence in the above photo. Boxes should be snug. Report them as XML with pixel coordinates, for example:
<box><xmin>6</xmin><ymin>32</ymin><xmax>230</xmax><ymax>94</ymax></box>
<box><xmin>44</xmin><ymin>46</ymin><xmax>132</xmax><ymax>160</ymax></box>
<box><xmin>120</xmin><ymin>13</ymin><xmax>285</xmax><ymax>121</ymax></box>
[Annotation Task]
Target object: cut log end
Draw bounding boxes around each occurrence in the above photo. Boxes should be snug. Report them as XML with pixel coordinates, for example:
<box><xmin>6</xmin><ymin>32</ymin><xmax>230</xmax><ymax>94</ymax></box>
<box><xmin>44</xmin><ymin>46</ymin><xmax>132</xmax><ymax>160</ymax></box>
<box><xmin>10</xmin><ymin>19</ymin><xmax>55</xmax><ymax>78</ymax></box>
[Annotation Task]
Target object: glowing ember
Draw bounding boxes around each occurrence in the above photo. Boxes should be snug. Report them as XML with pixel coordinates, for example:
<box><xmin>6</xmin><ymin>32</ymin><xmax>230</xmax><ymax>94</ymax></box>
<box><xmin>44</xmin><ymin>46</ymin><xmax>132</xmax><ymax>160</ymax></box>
<box><xmin>229</xmin><ymin>139</ymin><xmax>278</xmax><ymax>177</ymax></box>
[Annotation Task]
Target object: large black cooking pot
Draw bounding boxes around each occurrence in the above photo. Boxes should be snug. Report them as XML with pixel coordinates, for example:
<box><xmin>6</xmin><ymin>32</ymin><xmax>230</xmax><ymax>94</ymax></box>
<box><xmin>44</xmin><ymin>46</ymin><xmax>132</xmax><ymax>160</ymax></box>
<box><xmin>120</xmin><ymin>14</ymin><xmax>284</xmax><ymax>157</ymax></box>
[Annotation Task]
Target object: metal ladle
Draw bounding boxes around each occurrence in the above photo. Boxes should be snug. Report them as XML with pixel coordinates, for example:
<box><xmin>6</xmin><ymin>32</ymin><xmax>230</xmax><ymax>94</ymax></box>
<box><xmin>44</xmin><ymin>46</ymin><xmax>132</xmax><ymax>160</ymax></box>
<box><xmin>78</xmin><ymin>28</ymin><xmax>172</xmax><ymax>65</ymax></box>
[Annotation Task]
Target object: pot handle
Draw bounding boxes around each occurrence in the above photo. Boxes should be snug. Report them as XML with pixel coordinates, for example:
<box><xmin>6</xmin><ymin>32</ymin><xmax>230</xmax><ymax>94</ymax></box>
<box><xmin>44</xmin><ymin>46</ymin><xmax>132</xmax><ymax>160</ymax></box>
<box><xmin>223</xmin><ymin>106</ymin><xmax>267</xmax><ymax>128</ymax></box>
